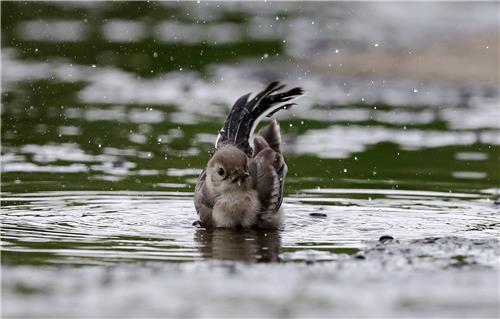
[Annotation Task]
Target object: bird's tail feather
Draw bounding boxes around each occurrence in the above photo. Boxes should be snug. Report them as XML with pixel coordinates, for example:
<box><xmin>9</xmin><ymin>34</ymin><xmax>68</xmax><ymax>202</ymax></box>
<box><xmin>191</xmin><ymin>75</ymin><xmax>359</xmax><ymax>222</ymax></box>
<box><xmin>215</xmin><ymin>81</ymin><xmax>303</xmax><ymax>154</ymax></box>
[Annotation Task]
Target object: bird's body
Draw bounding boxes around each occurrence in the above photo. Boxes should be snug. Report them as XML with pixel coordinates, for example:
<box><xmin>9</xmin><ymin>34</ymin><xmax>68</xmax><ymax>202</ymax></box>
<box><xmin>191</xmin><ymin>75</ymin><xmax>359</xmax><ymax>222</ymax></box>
<box><xmin>211</xmin><ymin>185</ymin><xmax>260</xmax><ymax>228</ymax></box>
<box><xmin>194</xmin><ymin>82</ymin><xmax>303</xmax><ymax>229</ymax></box>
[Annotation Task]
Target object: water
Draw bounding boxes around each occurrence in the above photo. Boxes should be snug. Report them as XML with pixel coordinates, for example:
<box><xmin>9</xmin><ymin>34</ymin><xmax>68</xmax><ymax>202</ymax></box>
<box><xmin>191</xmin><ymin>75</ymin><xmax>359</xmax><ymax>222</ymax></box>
<box><xmin>1</xmin><ymin>2</ymin><xmax>499</xmax><ymax>317</ymax></box>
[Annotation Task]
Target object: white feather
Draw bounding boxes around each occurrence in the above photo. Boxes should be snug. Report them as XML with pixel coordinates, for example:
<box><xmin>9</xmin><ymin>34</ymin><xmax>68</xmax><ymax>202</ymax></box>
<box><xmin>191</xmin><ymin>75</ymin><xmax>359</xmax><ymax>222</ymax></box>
<box><xmin>215</xmin><ymin>132</ymin><xmax>221</xmax><ymax>147</ymax></box>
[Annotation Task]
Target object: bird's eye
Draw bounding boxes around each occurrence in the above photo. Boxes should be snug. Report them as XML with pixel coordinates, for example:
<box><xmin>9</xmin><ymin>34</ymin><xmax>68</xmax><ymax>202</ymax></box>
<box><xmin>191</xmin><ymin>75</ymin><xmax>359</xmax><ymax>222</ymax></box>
<box><xmin>217</xmin><ymin>168</ymin><xmax>225</xmax><ymax>176</ymax></box>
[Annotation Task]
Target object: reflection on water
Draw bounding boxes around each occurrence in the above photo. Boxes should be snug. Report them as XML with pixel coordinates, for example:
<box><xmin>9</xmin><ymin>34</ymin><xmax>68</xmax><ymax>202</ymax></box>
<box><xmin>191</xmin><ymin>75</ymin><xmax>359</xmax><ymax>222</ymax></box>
<box><xmin>195</xmin><ymin>229</ymin><xmax>281</xmax><ymax>263</ymax></box>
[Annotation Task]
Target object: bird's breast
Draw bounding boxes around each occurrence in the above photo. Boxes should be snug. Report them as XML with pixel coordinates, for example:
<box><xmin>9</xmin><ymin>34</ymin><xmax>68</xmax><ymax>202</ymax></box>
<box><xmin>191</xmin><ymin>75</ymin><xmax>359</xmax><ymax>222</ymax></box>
<box><xmin>212</xmin><ymin>190</ymin><xmax>260</xmax><ymax>228</ymax></box>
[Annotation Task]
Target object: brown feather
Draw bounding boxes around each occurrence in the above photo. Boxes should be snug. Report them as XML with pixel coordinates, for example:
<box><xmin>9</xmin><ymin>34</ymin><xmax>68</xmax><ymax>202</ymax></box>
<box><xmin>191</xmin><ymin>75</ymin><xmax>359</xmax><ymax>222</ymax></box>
<box><xmin>256</xmin><ymin>119</ymin><xmax>282</xmax><ymax>154</ymax></box>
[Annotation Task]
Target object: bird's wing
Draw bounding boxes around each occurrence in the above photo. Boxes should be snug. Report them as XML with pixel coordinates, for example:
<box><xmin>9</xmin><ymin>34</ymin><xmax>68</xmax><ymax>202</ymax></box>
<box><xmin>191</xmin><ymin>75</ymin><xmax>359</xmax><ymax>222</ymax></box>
<box><xmin>251</xmin><ymin>121</ymin><xmax>287</xmax><ymax>229</ymax></box>
<box><xmin>194</xmin><ymin>171</ymin><xmax>215</xmax><ymax>227</ymax></box>
<box><xmin>215</xmin><ymin>81</ymin><xmax>303</xmax><ymax>156</ymax></box>
<box><xmin>254</xmin><ymin>118</ymin><xmax>283</xmax><ymax>155</ymax></box>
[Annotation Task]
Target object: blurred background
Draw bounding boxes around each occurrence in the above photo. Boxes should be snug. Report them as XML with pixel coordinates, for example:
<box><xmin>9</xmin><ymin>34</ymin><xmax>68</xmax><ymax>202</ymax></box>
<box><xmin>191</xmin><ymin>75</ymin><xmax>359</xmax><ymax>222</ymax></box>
<box><xmin>2</xmin><ymin>1</ymin><xmax>498</xmax><ymax>193</ymax></box>
<box><xmin>2</xmin><ymin>1</ymin><xmax>499</xmax><ymax>318</ymax></box>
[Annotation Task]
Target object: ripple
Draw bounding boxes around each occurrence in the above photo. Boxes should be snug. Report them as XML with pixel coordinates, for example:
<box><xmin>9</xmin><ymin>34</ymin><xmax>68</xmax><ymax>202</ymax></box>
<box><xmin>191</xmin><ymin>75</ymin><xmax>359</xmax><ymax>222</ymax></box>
<box><xmin>301</xmin><ymin>188</ymin><xmax>482</xmax><ymax>198</ymax></box>
<box><xmin>1</xmin><ymin>190</ymin><xmax>497</xmax><ymax>266</ymax></box>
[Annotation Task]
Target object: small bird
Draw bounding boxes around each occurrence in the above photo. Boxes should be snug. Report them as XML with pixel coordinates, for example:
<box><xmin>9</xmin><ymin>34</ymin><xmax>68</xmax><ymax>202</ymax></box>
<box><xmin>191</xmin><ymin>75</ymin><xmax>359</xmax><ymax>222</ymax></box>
<box><xmin>194</xmin><ymin>81</ymin><xmax>304</xmax><ymax>229</ymax></box>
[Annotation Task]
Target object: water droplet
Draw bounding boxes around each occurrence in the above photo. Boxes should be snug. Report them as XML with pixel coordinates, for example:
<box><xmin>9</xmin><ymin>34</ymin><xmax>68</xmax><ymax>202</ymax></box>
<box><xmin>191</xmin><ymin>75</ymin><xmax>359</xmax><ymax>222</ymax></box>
<box><xmin>374</xmin><ymin>43</ymin><xmax>379</xmax><ymax>47</ymax></box>
<box><xmin>343</xmin><ymin>168</ymin><xmax>347</xmax><ymax>173</ymax></box>
<box><xmin>335</xmin><ymin>49</ymin><xmax>339</xmax><ymax>54</ymax></box>
<box><xmin>91</xmin><ymin>64</ymin><xmax>96</xmax><ymax>68</ymax></box>
<box><xmin>289</xmin><ymin>123</ymin><xmax>293</xmax><ymax>128</ymax></box>
<box><xmin>413</xmin><ymin>89</ymin><xmax>419</xmax><ymax>93</ymax></box>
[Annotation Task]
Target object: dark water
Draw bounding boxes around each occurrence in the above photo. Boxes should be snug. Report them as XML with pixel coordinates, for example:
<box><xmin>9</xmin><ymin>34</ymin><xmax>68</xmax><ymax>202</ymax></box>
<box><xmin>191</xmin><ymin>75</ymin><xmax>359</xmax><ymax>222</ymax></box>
<box><xmin>1</xmin><ymin>2</ymin><xmax>499</xmax><ymax>317</ymax></box>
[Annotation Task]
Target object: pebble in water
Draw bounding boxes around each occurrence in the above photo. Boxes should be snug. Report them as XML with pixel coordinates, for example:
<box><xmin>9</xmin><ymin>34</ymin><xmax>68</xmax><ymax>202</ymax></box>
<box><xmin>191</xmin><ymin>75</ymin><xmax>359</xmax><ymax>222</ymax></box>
<box><xmin>309</xmin><ymin>212</ymin><xmax>327</xmax><ymax>218</ymax></box>
<box><xmin>379</xmin><ymin>235</ymin><xmax>394</xmax><ymax>244</ymax></box>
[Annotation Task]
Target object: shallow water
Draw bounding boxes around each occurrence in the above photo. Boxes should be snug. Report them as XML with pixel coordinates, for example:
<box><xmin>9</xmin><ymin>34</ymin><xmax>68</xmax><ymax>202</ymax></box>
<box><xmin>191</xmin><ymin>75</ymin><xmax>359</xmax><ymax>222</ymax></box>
<box><xmin>2</xmin><ymin>189</ymin><xmax>497</xmax><ymax>264</ymax></box>
<box><xmin>1</xmin><ymin>2</ymin><xmax>499</xmax><ymax>317</ymax></box>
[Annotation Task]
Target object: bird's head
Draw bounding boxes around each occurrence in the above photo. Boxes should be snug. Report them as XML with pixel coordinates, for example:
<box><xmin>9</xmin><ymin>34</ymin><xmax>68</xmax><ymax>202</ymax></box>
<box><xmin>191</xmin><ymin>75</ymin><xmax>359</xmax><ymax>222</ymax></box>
<box><xmin>206</xmin><ymin>145</ymin><xmax>251</xmax><ymax>193</ymax></box>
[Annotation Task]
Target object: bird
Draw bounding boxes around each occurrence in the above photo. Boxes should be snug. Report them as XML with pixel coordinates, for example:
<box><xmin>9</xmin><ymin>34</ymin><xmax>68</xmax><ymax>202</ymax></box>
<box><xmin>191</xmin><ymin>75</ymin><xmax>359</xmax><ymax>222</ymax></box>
<box><xmin>194</xmin><ymin>81</ymin><xmax>304</xmax><ymax>229</ymax></box>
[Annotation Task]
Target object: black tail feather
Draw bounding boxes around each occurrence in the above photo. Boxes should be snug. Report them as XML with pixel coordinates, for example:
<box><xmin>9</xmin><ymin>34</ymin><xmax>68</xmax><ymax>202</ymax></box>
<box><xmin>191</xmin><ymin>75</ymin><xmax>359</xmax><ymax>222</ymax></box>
<box><xmin>266</xmin><ymin>103</ymin><xmax>295</xmax><ymax>117</ymax></box>
<box><xmin>216</xmin><ymin>81</ymin><xmax>303</xmax><ymax>154</ymax></box>
<box><xmin>224</xmin><ymin>93</ymin><xmax>251</xmax><ymax>139</ymax></box>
